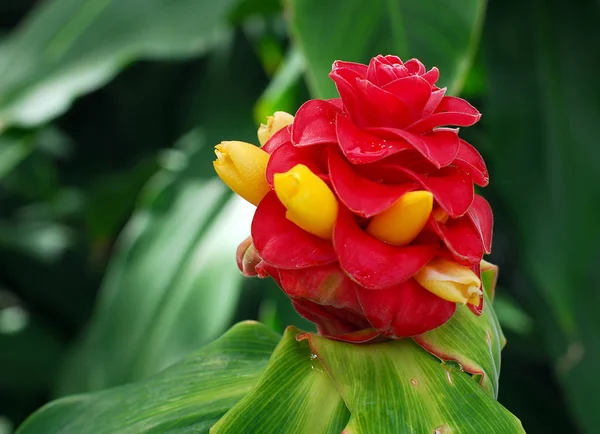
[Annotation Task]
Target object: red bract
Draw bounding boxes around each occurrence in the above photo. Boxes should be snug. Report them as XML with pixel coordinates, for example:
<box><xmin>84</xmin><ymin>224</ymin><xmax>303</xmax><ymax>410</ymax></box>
<box><xmin>240</xmin><ymin>55</ymin><xmax>492</xmax><ymax>342</ymax></box>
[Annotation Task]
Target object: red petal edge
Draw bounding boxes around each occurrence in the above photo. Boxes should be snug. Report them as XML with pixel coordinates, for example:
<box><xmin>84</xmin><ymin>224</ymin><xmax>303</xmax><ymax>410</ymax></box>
<box><xmin>252</xmin><ymin>192</ymin><xmax>337</xmax><ymax>269</ymax></box>
<box><xmin>333</xmin><ymin>206</ymin><xmax>438</xmax><ymax>289</ymax></box>
<box><xmin>356</xmin><ymin>279</ymin><xmax>456</xmax><ymax>338</ymax></box>
<box><xmin>328</xmin><ymin>149</ymin><xmax>416</xmax><ymax>217</ymax></box>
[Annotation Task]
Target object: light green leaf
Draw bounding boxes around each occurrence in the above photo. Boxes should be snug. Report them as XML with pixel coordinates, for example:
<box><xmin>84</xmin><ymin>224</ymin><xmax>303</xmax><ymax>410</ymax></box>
<box><xmin>211</xmin><ymin>327</ymin><xmax>349</xmax><ymax>433</ymax></box>
<box><xmin>306</xmin><ymin>333</ymin><xmax>524</xmax><ymax>433</ymax></box>
<box><xmin>414</xmin><ymin>291</ymin><xmax>505</xmax><ymax>398</ymax></box>
<box><xmin>254</xmin><ymin>48</ymin><xmax>305</xmax><ymax>124</ymax></box>
<box><xmin>0</xmin><ymin>0</ymin><xmax>241</xmax><ymax>130</ymax></box>
<box><xmin>289</xmin><ymin>0</ymin><xmax>487</xmax><ymax>99</ymax></box>
<box><xmin>17</xmin><ymin>322</ymin><xmax>280</xmax><ymax>434</ymax></box>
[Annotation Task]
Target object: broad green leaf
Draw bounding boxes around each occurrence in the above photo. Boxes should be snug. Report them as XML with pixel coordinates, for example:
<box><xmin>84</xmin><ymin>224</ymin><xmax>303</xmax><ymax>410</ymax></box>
<box><xmin>413</xmin><ymin>262</ymin><xmax>504</xmax><ymax>397</ymax></box>
<box><xmin>0</xmin><ymin>0</ymin><xmax>241</xmax><ymax>130</ymax></box>
<box><xmin>17</xmin><ymin>322</ymin><xmax>280</xmax><ymax>434</ymax></box>
<box><xmin>289</xmin><ymin>0</ymin><xmax>487</xmax><ymax>98</ymax></box>
<box><xmin>485</xmin><ymin>0</ymin><xmax>600</xmax><ymax>431</ymax></box>
<box><xmin>414</xmin><ymin>291</ymin><xmax>505</xmax><ymax>398</ymax></box>
<box><xmin>211</xmin><ymin>327</ymin><xmax>349</xmax><ymax>433</ymax></box>
<box><xmin>306</xmin><ymin>334</ymin><xmax>524</xmax><ymax>433</ymax></box>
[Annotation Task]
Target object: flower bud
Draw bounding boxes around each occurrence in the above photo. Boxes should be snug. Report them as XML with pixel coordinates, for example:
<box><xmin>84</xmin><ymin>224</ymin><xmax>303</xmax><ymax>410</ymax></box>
<box><xmin>366</xmin><ymin>191</ymin><xmax>433</xmax><ymax>246</ymax></box>
<box><xmin>258</xmin><ymin>111</ymin><xmax>295</xmax><ymax>146</ymax></box>
<box><xmin>414</xmin><ymin>257</ymin><xmax>482</xmax><ymax>305</ymax></box>
<box><xmin>213</xmin><ymin>141</ymin><xmax>270</xmax><ymax>206</ymax></box>
<box><xmin>236</xmin><ymin>236</ymin><xmax>261</xmax><ymax>277</ymax></box>
<box><xmin>273</xmin><ymin>164</ymin><xmax>338</xmax><ymax>240</ymax></box>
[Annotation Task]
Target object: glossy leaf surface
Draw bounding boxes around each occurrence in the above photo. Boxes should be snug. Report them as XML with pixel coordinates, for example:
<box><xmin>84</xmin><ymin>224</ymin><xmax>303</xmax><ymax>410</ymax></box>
<box><xmin>18</xmin><ymin>322</ymin><xmax>280</xmax><ymax>434</ymax></box>
<box><xmin>289</xmin><ymin>0</ymin><xmax>486</xmax><ymax>98</ymax></box>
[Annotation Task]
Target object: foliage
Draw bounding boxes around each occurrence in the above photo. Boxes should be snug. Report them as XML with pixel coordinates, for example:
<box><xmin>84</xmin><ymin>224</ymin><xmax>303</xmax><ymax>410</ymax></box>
<box><xmin>1</xmin><ymin>0</ymin><xmax>596</xmax><ymax>432</ymax></box>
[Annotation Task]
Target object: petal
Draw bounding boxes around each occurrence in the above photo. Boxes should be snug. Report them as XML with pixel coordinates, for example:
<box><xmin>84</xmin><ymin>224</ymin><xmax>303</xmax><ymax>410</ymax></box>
<box><xmin>366</xmin><ymin>127</ymin><xmax>460</xmax><ymax>168</ymax></box>
<box><xmin>354</xmin><ymin>150</ymin><xmax>432</xmax><ymax>183</ymax></box>
<box><xmin>454</xmin><ymin>139</ymin><xmax>489</xmax><ymax>187</ymax></box>
<box><xmin>277</xmin><ymin>264</ymin><xmax>364</xmax><ymax>312</ymax></box>
<box><xmin>356</xmin><ymin>279</ymin><xmax>456</xmax><ymax>338</ymax></box>
<box><xmin>266</xmin><ymin>140</ymin><xmax>327</xmax><ymax>186</ymax></box>
<box><xmin>255</xmin><ymin>261</ymin><xmax>281</xmax><ymax>284</ymax></box>
<box><xmin>353</xmin><ymin>79</ymin><xmax>413</xmax><ymax>128</ymax></box>
<box><xmin>336</xmin><ymin>114</ymin><xmax>412</xmax><ymax>164</ymax></box>
<box><xmin>367</xmin><ymin>55</ymin><xmax>407</xmax><ymax>85</ymax></box>
<box><xmin>328</xmin><ymin>150</ymin><xmax>417</xmax><ymax>217</ymax></box>
<box><xmin>422</xmin><ymin>67</ymin><xmax>440</xmax><ymax>86</ymax></box>
<box><xmin>422</xmin><ymin>87</ymin><xmax>446</xmax><ymax>117</ymax></box>
<box><xmin>292</xmin><ymin>298</ymin><xmax>373</xmax><ymax>338</ymax></box>
<box><xmin>327</xmin><ymin>98</ymin><xmax>344</xmax><ymax>111</ymax></box>
<box><xmin>314</xmin><ymin>327</ymin><xmax>381</xmax><ymax>343</ymax></box>
<box><xmin>334</xmin><ymin>206</ymin><xmax>439</xmax><ymax>289</ymax></box>
<box><xmin>262</xmin><ymin>125</ymin><xmax>291</xmax><ymax>154</ymax></box>
<box><xmin>331</xmin><ymin>60</ymin><xmax>368</xmax><ymax>78</ymax></box>
<box><xmin>467</xmin><ymin>195</ymin><xmax>493</xmax><ymax>254</ymax></box>
<box><xmin>291</xmin><ymin>99</ymin><xmax>341</xmax><ymax>146</ymax></box>
<box><xmin>408</xmin><ymin>96</ymin><xmax>481</xmax><ymax>133</ymax></box>
<box><xmin>380</xmin><ymin>55</ymin><xmax>404</xmax><ymax>66</ymax></box>
<box><xmin>404</xmin><ymin>58</ymin><xmax>427</xmax><ymax>75</ymax></box>
<box><xmin>430</xmin><ymin>215</ymin><xmax>485</xmax><ymax>264</ymax></box>
<box><xmin>397</xmin><ymin>166</ymin><xmax>474</xmax><ymax>217</ymax></box>
<box><xmin>251</xmin><ymin>192</ymin><xmax>337</xmax><ymax>269</ymax></box>
<box><xmin>383</xmin><ymin>75</ymin><xmax>432</xmax><ymax>118</ymax></box>
<box><xmin>331</xmin><ymin>74</ymin><xmax>413</xmax><ymax>129</ymax></box>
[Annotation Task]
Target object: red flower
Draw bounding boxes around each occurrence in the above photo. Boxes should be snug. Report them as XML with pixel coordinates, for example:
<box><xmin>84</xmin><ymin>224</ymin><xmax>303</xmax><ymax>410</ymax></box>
<box><xmin>218</xmin><ymin>55</ymin><xmax>493</xmax><ymax>343</ymax></box>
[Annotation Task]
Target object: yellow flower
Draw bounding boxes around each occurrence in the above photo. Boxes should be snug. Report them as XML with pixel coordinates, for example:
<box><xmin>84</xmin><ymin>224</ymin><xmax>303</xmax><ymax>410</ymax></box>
<box><xmin>273</xmin><ymin>164</ymin><xmax>338</xmax><ymax>239</ymax></box>
<box><xmin>213</xmin><ymin>141</ymin><xmax>270</xmax><ymax>206</ymax></box>
<box><xmin>415</xmin><ymin>257</ymin><xmax>482</xmax><ymax>305</ymax></box>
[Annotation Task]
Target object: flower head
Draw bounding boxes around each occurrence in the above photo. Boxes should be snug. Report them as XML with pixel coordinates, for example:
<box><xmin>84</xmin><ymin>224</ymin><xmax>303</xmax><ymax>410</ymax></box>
<box><xmin>215</xmin><ymin>55</ymin><xmax>493</xmax><ymax>342</ymax></box>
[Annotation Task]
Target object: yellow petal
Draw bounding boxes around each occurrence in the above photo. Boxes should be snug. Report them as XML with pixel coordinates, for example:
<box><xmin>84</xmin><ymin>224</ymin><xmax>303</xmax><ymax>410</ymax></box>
<box><xmin>273</xmin><ymin>164</ymin><xmax>338</xmax><ymax>239</ymax></box>
<box><xmin>414</xmin><ymin>257</ymin><xmax>482</xmax><ymax>306</ymax></box>
<box><xmin>213</xmin><ymin>141</ymin><xmax>270</xmax><ymax>206</ymax></box>
<box><xmin>366</xmin><ymin>191</ymin><xmax>433</xmax><ymax>246</ymax></box>
<box><xmin>258</xmin><ymin>111</ymin><xmax>295</xmax><ymax>146</ymax></box>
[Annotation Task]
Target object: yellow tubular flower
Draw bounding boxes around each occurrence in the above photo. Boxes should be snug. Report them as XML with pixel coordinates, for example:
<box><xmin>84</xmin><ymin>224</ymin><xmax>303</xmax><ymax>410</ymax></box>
<box><xmin>414</xmin><ymin>257</ymin><xmax>482</xmax><ymax>305</ymax></box>
<box><xmin>273</xmin><ymin>164</ymin><xmax>338</xmax><ymax>240</ymax></box>
<box><xmin>213</xmin><ymin>141</ymin><xmax>270</xmax><ymax>206</ymax></box>
<box><xmin>366</xmin><ymin>191</ymin><xmax>433</xmax><ymax>246</ymax></box>
<box><xmin>258</xmin><ymin>111</ymin><xmax>295</xmax><ymax>146</ymax></box>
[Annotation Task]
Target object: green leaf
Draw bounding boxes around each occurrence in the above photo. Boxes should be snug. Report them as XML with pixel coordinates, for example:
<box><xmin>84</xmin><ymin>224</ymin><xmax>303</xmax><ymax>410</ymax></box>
<box><xmin>254</xmin><ymin>48</ymin><xmax>305</xmax><ymax>124</ymax></box>
<box><xmin>17</xmin><ymin>322</ymin><xmax>280</xmax><ymax>434</ymax></box>
<box><xmin>289</xmin><ymin>0</ymin><xmax>487</xmax><ymax>98</ymax></box>
<box><xmin>0</xmin><ymin>0</ymin><xmax>242</xmax><ymax>130</ymax></box>
<box><xmin>413</xmin><ymin>262</ymin><xmax>504</xmax><ymax>398</ymax></box>
<box><xmin>484</xmin><ymin>1</ymin><xmax>600</xmax><ymax>431</ymax></box>
<box><xmin>211</xmin><ymin>327</ymin><xmax>349</xmax><ymax>433</ymax></box>
<box><xmin>306</xmin><ymin>334</ymin><xmax>524</xmax><ymax>433</ymax></box>
<box><xmin>414</xmin><ymin>291</ymin><xmax>505</xmax><ymax>398</ymax></box>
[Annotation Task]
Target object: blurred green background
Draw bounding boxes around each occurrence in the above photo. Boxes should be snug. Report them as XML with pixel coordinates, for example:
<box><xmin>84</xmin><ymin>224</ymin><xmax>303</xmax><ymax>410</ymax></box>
<box><xmin>0</xmin><ymin>0</ymin><xmax>598</xmax><ymax>432</ymax></box>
